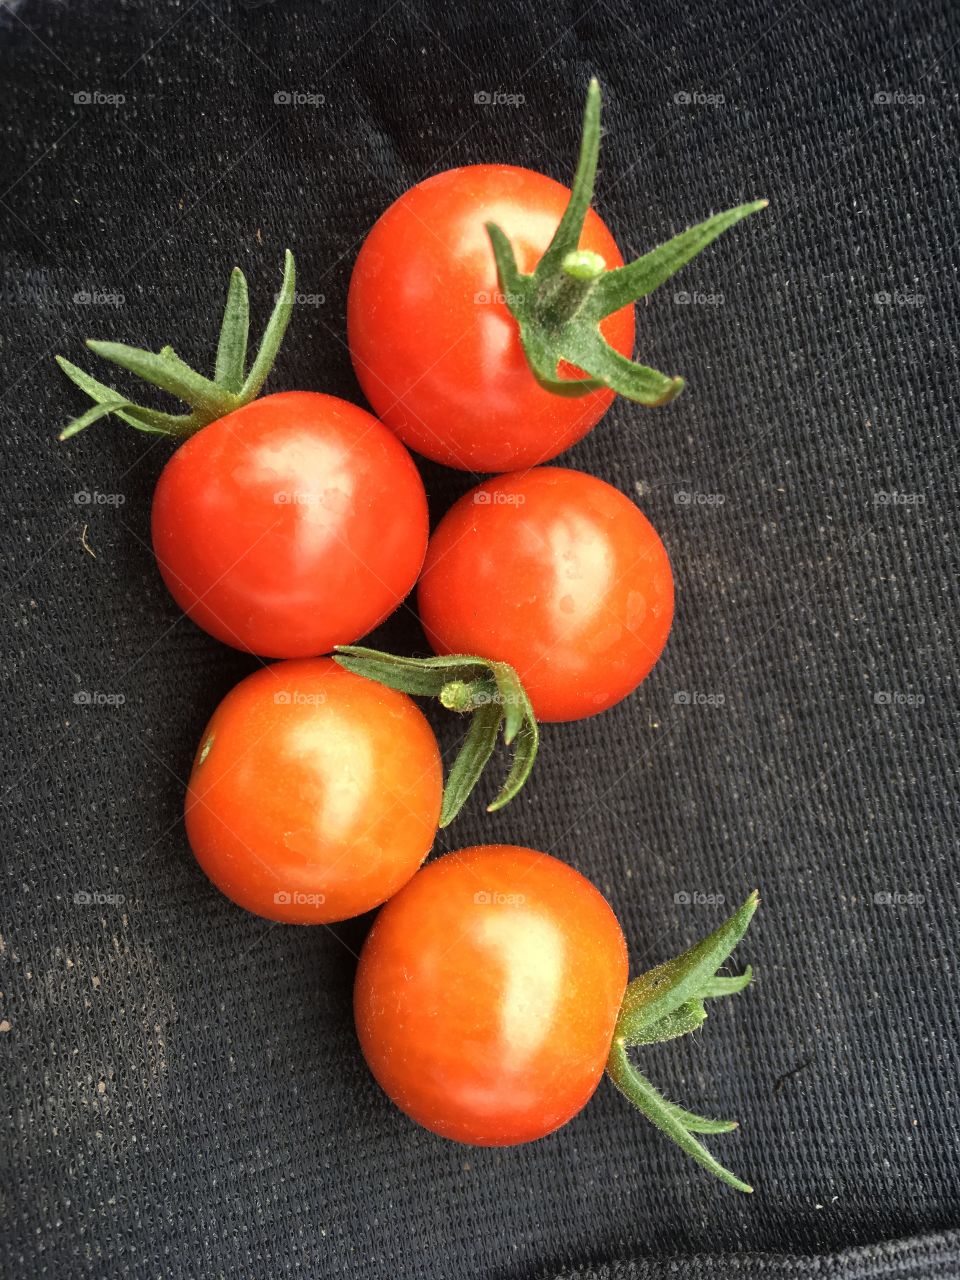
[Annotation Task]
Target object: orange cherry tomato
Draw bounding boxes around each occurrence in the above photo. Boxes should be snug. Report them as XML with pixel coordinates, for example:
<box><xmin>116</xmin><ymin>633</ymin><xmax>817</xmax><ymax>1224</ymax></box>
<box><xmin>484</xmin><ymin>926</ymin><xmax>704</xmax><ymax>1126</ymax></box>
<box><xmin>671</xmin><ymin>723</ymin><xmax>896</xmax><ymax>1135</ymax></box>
<box><xmin>151</xmin><ymin>391</ymin><xmax>428</xmax><ymax>658</ymax></box>
<box><xmin>417</xmin><ymin>467</ymin><xmax>674</xmax><ymax>722</ymax></box>
<box><xmin>185</xmin><ymin>659</ymin><xmax>442</xmax><ymax>924</ymax></box>
<box><xmin>347</xmin><ymin>166</ymin><xmax>634</xmax><ymax>472</ymax></box>
<box><xmin>354</xmin><ymin>845</ymin><xmax>628</xmax><ymax>1145</ymax></box>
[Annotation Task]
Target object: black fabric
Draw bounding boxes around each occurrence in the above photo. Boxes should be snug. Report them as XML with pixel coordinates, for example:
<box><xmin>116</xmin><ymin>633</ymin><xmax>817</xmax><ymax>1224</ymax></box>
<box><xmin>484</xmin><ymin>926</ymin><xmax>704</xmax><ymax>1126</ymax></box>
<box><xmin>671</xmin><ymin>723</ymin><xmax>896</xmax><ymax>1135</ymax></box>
<box><xmin>553</xmin><ymin>1230</ymin><xmax>960</xmax><ymax>1278</ymax></box>
<box><xmin>1</xmin><ymin>2</ymin><xmax>957</xmax><ymax>1277</ymax></box>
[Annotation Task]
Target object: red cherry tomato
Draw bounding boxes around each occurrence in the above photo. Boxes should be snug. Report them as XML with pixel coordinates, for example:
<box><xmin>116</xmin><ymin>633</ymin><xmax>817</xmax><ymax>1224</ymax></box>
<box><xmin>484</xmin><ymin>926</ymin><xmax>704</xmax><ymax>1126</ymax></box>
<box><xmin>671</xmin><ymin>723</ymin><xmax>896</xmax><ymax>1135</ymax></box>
<box><xmin>151</xmin><ymin>391</ymin><xmax>428</xmax><ymax>657</ymax></box>
<box><xmin>185</xmin><ymin>659</ymin><xmax>442</xmax><ymax>924</ymax></box>
<box><xmin>354</xmin><ymin>845</ymin><xmax>628</xmax><ymax>1145</ymax></box>
<box><xmin>347</xmin><ymin>166</ymin><xmax>634</xmax><ymax>471</ymax></box>
<box><xmin>417</xmin><ymin>468</ymin><xmax>674</xmax><ymax>722</ymax></box>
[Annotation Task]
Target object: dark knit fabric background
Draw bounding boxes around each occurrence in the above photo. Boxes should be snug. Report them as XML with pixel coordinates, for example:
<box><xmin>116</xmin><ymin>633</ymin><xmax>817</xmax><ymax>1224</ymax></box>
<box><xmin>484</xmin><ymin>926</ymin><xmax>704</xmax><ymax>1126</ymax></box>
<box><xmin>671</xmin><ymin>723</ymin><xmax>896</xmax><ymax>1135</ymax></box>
<box><xmin>1</xmin><ymin>2</ymin><xmax>958</xmax><ymax>1277</ymax></box>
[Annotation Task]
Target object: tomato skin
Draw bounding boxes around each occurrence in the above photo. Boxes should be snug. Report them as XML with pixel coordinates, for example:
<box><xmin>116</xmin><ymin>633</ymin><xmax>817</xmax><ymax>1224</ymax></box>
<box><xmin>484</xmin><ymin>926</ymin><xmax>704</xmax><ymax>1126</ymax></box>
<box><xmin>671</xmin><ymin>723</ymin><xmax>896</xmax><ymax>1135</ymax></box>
<box><xmin>184</xmin><ymin>659</ymin><xmax>442</xmax><ymax>924</ymax></box>
<box><xmin>151</xmin><ymin>391</ymin><xmax>428</xmax><ymax>658</ymax></box>
<box><xmin>347</xmin><ymin>165</ymin><xmax>635</xmax><ymax>472</ymax></box>
<box><xmin>417</xmin><ymin>468</ymin><xmax>674</xmax><ymax>722</ymax></box>
<box><xmin>354</xmin><ymin>845</ymin><xmax>628</xmax><ymax>1145</ymax></box>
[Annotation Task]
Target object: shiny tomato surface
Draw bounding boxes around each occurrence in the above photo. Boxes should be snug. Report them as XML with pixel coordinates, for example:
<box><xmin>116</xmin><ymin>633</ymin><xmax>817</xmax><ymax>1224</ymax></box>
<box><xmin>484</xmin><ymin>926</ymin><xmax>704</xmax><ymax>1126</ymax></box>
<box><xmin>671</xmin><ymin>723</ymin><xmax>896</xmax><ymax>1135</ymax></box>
<box><xmin>185</xmin><ymin>659</ymin><xmax>442</xmax><ymax>924</ymax></box>
<box><xmin>347</xmin><ymin>165</ymin><xmax>635</xmax><ymax>471</ymax></box>
<box><xmin>151</xmin><ymin>391</ymin><xmax>428</xmax><ymax>657</ymax></box>
<box><xmin>417</xmin><ymin>468</ymin><xmax>674</xmax><ymax>722</ymax></box>
<box><xmin>354</xmin><ymin>845</ymin><xmax>628</xmax><ymax>1145</ymax></box>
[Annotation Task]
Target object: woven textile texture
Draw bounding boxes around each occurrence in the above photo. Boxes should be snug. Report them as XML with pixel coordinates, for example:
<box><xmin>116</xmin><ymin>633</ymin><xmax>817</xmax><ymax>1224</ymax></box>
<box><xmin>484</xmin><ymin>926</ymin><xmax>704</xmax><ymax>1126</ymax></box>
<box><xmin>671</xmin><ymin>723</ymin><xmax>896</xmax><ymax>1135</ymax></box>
<box><xmin>1</xmin><ymin>1</ymin><xmax>957</xmax><ymax>1277</ymax></box>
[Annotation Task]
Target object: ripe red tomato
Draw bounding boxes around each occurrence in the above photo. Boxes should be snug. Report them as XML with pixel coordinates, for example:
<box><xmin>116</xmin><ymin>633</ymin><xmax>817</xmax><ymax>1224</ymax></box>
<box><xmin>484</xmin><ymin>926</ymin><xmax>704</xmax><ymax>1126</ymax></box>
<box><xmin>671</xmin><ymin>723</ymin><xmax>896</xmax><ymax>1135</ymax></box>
<box><xmin>417</xmin><ymin>468</ymin><xmax>674</xmax><ymax>722</ymax></box>
<box><xmin>347</xmin><ymin>165</ymin><xmax>634</xmax><ymax>472</ymax></box>
<box><xmin>151</xmin><ymin>391</ymin><xmax>428</xmax><ymax>657</ymax></box>
<box><xmin>354</xmin><ymin>845</ymin><xmax>628</xmax><ymax>1144</ymax></box>
<box><xmin>185</xmin><ymin>659</ymin><xmax>442</xmax><ymax>924</ymax></box>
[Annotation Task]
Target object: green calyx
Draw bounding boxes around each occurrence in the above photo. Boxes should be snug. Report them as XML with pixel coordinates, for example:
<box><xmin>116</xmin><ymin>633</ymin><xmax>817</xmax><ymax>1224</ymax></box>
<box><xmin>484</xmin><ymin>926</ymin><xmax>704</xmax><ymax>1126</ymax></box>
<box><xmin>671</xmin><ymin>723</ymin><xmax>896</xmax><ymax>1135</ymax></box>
<box><xmin>333</xmin><ymin>646</ymin><xmax>539</xmax><ymax>828</ymax></box>
<box><xmin>56</xmin><ymin>250</ymin><xmax>296</xmax><ymax>441</ymax></box>
<box><xmin>606</xmin><ymin>891</ymin><xmax>759</xmax><ymax>1193</ymax></box>
<box><xmin>486</xmin><ymin>78</ymin><xmax>768</xmax><ymax>404</ymax></box>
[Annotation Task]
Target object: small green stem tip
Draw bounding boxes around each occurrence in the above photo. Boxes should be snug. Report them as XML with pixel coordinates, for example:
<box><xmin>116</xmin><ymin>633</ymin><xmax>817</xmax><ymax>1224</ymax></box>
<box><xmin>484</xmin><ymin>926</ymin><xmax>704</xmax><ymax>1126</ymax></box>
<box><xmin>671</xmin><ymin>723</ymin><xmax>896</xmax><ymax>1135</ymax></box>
<box><xmin>485</xmin><ymin>77</ymin><xmax>768</xmax><ymax>404</ymax></box>
<box><xmin>606</xmin><ymin>891</ymin><xmax>759</xmax><ymax>1193</ymax></box>
<box><xmin>56</xmin><ymin>249</ymin><xmax>296</xmax><ymax>441</ymax></box>
<box><xmin>333</xmin><ymin>646</ymin><xmax>539</xmax><ymax>827</ymax></box>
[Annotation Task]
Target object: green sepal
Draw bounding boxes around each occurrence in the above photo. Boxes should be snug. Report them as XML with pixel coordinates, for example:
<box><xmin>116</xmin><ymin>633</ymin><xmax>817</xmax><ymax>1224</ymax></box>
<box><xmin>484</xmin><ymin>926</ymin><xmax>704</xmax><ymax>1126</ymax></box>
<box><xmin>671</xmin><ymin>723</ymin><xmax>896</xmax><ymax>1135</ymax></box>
<box><xmin>485</xmin><ymin>77</ymin><xmax>767</xmax><ymax>406</ymax></box>
<box><xmin>333</xmin><ymin>645</ymin><xmax>540</xmax><ymax>827</ymax></box>
<box><xmin>214</xmin><ymin>267</ymin><xmax>250</xmax><ymax>392</ymax></box>
<box><xmin>56</xmin><ymin>250</ymin><xmax>295</xmax><ymax>441</ymax></box>
<box><xmin>605</xmin><ymin>893</ymin><xmax>759</xmax><ymax>1193</ymax></box>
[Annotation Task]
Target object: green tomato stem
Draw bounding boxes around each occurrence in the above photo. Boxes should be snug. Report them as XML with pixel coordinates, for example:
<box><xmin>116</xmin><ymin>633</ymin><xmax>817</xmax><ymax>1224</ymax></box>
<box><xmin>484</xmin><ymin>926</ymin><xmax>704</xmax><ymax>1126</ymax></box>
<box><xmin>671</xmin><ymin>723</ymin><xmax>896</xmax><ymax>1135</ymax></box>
<box><xmin>56</xmin><ymin>250</ymin><xmax>295</xmax><ymax>441</ymax></box>
<box><xmin>605</xmin><ymin>892</ymin><xmax>759</xmax><ymax>1192</ymax></box>
<box><xmin>485</xmin><ymin>77</ymin><xmax>768</xmax><ymax>405</ymax></box>
<box><xmin>333</xmin><ymin>646</ymin><xmax>540</xmax><ymax>826</ymax></box>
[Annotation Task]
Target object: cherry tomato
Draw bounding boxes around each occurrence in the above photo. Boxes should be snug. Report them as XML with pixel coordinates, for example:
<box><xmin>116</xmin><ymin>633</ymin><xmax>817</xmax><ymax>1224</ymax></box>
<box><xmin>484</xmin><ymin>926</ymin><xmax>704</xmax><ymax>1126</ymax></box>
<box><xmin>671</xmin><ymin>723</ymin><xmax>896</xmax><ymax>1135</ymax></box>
<box><xmin>151</xmin><ymin>391</ymin><xmax>428</xmax><ymax>657</ymax></box>
<box><xmin>185</xmin><ymin>659</ymin><xmax>442</xmax><ymax>924</ymax></box>
<box><xmin>417</xmin><ymin>468</ymin><xmax>674</xmax><ymax>722</ymax></box>
<box><xmin>347</xmin><ymin>165</ymin><xmax>634</xmax><ymax>471</ymax></box>
<box><xmin>354</xmin><ymin>845</ymin><xmax>628</xmax><ymax>1145</ymax></box>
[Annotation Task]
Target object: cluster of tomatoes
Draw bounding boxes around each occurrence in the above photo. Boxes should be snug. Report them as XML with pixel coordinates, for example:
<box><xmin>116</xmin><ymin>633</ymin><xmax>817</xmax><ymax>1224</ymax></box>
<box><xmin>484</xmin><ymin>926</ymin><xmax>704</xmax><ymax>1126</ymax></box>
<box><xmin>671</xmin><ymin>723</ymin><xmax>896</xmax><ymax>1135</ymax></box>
<box><xmin>59</xmin><ymin>82</ymin><xmax>764</xmax><ymax>1191</ymax></box>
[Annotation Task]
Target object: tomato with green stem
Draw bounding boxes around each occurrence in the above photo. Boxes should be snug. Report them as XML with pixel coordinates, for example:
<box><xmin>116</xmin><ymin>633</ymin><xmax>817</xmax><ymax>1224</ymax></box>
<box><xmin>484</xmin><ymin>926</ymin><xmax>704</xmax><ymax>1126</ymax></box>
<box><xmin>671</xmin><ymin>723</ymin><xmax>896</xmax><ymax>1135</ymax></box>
<box><xmin>56</xmin><ymin>252</ymin><xmax>428</xmax><ymax>658</ymax></box>
<box><xmin>347</xmin><ymin>78</ymin><xmax>766</xmax><ymax>471</ymax></box>
<box><xmin>187</xmin><ymin>653</ymin><xmax>542</xmax><ymax>915</ymax></box>
<box><xmin>415</xmin><ymin>467</ymin><xmax>674</xmax><ymax>723</ymax></box>
<box><xmin>355</xmin><ymin>845</ymin><xmax>758</xmax><ymax>1191</ymax></box>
